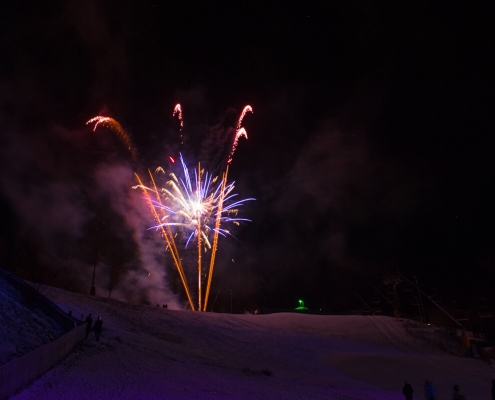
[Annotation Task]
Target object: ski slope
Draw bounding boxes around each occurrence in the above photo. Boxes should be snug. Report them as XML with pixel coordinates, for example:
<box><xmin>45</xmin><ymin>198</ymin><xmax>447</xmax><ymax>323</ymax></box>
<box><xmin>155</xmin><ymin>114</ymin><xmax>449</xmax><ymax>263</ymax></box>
<box><xmin>8</xmin><ymin>286</ymin><xmax>494</xmax><ymax>400</ymax></box>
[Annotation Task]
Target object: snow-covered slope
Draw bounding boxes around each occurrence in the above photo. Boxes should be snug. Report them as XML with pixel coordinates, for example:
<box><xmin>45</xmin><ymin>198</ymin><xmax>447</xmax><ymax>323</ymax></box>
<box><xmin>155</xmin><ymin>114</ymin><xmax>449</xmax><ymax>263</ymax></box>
<box><xmin>0</xmin><ymin>276</ymin><xmax>66</xmax><ymax>365</ymax></box>
<box><xmin>8</xmin><ymin>286</ymin><xmax>495</xmax><ymax>400</ymax></box>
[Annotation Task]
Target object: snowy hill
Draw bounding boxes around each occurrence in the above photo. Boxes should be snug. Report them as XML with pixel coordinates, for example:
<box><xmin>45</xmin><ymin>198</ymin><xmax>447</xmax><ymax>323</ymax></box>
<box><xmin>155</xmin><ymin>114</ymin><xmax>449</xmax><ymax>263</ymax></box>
<box><xmin>0</xmin><ymin>274</ymin><xmax>66</xmax><ymax>365</ymax></box>
<box><xmin>5</xmin><ymin>284</ymin><xmax>495</xmax><ymax>400</ymax></box>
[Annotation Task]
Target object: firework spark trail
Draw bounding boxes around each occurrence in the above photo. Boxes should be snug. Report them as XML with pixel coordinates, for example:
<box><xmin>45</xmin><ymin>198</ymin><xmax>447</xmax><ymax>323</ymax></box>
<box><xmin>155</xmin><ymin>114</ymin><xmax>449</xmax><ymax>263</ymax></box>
<box><xmin>236</xmin><ymin>105</ymin><xmax>253</xmax><ymax>131</ymax></box>
<box><xmin>134</xmin><ymin>173</ymin><xmax>195</xmax><ymax>310</ymax></box>
<box><xmin>197</xmin><ymin>162</ymin><xmax>202</xmax><ymax>311</ymax></box>
<box><xmin>147</xmin><ymin>169</ymin><xmax>193</xmax><ymax>304</ymax></box>
<box><xmin>204</xmin><ymin>105</ymin><xmax>253</xmax><ymax>308</ymax></box>
<box><xmin>148</xmin><ymin>169</ymin><xmax>190</xmax><ymax>276</ymax></box>
<box><xmin>228</xmin><ymin>105</ymin><xmax>253</xmax><ymax>165</ymax></box>
<box><xmin>203</xmin><ymin>166</ymin><xmax>228</xmax><ymax>311</ymax></box>
<box><xmin>86</xmin><ymin>116</ymin><xmax>139</xmax><ymax>166</ymax></box>
<box><xmin>173</xmin><ymin>104</ymin><xmax>183</xmax><ymax>130</ymax></box>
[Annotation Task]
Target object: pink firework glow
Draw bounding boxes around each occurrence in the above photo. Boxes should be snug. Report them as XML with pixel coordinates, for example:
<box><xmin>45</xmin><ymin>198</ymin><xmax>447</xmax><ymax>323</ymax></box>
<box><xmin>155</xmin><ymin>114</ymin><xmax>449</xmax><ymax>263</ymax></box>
<box><xmin>228</xmin><ymin>105</ymin><xmax>253</xmax><ymax>164</ymax></box>
<box><xmin>173</xmin><ymin>104</ymin><xmax>184</xmax><ymax>130</ymax></box>
<box><xmin>86</xmin><ymin>116</ymin><xmax>138</xmax><ymax>165</ymax></box>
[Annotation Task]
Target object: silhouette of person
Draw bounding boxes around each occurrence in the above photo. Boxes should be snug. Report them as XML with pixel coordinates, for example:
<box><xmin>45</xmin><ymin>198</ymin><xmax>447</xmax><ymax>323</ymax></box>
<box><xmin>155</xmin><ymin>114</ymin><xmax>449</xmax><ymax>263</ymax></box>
<box><xmin>424</xmin><ymin>380</ymin><xmax>436</xmax><ymax>400</ymax></box>
<box><xmin>402</xmin><ymin>381</ymin><xmax>413</xmax><ymax>400</ymax></box>
<box><xmin>94</xmin><ymin>316</ymin><xmax>103</xmax><ymax>341</ymax></box>
<box><xmin>453</xmin><ymin>384</ymin><xmax>466</xmax><ymax>400</ymax></box>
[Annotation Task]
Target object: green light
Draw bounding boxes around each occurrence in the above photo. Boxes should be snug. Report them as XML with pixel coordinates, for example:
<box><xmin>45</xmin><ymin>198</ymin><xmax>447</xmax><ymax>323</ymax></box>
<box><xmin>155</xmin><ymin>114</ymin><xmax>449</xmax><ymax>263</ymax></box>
<box><xmin>295</xmin><ymin>299</ymin><xmax>307</xmax><ymax>310</ymax></box>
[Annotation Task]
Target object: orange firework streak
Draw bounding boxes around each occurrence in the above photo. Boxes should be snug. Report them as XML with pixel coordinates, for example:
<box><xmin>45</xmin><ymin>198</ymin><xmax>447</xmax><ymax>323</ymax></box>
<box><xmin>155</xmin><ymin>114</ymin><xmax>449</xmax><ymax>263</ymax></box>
<box><xmin>203</xmin><ymin>167</ymin><xmax>229</xmax><ymax>311</ymax></box>
<box><xmin>135</xmin><ymin>172</ymin><xmax>195</xmax><ymax>311</ymax></box>
<box><xmin>204</xmin><ymin>106</ymin><xmax>252</xmax><ymax>310</ymax></box>
<box><xmin>146</xmin><ymin>170</ymin><xmax>192</xmax><ymax>305</ymax></box>
<box><xmin>87</xmin><ymin>116</ymin><xmax>138</xmax><ymax>166</ymax></box>
<box><xmin>197</xmin><ymin>162</ymin><xmax>203</xmax><ymax>312</ymax></box>
<box><xmin>148</xmin><ymin>171</ymin><xmax>188</xmax><ymax>307</ymax></box>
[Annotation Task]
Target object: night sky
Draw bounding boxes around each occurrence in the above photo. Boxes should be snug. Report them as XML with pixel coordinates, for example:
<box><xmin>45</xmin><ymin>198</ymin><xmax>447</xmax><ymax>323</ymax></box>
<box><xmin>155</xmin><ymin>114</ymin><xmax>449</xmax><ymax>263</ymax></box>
<box><xmin>1</xmin><ymin>1</ymin><xmax>494</xmax><ymax>313</ymax></box>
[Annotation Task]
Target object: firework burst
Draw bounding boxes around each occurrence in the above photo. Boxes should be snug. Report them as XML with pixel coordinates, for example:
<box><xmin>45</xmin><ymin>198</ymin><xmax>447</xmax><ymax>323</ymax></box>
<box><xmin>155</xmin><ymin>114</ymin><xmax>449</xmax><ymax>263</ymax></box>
<box><xmin>150</xmin><ymin>155</ymin><xmax>252</xmax><ymax>247</ymax></box>
<box><xmin>87</xmin><ymin>104</ymin><xmax>254</xmax><ymax>311</ymax></box>
<box><xmin>134</xmin><ymin>154</ymin><xmax>254</xmax><ymax>310</ymax></box>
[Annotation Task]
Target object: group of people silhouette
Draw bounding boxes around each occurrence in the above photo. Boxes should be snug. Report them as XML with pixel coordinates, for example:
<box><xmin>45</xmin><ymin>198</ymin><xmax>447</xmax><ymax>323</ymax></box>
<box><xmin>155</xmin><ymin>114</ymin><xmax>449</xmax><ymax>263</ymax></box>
<box><xmin>84</xmin><ymin>313</ymin><xmax>103</xmax><ymax>341</ymax></box>
<box><xmin>403</xmin><ymin>379</ymin><xmax>495</xmax><ymax>399</ymax></box>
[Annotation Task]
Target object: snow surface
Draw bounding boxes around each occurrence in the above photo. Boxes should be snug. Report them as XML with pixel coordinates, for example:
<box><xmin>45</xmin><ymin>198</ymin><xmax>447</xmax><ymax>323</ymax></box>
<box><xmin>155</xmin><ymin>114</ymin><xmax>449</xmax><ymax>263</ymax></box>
<box><xmin>0</xmin><ymin>277</ymin><xmax>66</xmax><ymax>365</ymax></box>
<box><xmin>8</xmin><ymin>286</ymin><xmax>495</xmax><ymax>400</ymax></box>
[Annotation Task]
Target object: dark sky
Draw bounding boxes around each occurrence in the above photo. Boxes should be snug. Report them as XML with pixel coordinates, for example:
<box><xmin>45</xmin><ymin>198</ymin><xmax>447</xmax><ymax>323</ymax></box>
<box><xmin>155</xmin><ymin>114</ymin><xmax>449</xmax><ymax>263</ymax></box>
<box><xmin>1</xmin><ymin>1</ymin><xmax>494</xmax><ymax>312</ymax></box>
